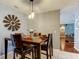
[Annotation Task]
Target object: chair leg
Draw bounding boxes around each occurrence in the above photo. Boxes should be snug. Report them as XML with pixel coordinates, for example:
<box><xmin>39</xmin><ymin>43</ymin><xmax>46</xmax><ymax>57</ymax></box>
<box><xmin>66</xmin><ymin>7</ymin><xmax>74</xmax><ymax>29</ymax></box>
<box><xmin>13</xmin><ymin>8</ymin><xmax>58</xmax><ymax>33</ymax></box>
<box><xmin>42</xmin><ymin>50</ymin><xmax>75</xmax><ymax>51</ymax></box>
<box><xmin>13</xmin><ymin>50</ymin><xmax>15</xmax><ymax>59</ymax></box>
<box><xmin>20</xmin><ymin>53</ymin><xmax>25</xmax><ymax>59</ymax></box>
<box><xmin>49</xmin><ymin>47</ymin><xmax>52</xmax><ymax>59</ymax></box>
<box><xmin>51</xmin><ymin>40</ymin><xmax>53</xmax><ymax>56</ymax></box>
<box><xmin>47</xmin><ymin>49</ymin><xmax>49</xmax><ymax>59</ymax></box>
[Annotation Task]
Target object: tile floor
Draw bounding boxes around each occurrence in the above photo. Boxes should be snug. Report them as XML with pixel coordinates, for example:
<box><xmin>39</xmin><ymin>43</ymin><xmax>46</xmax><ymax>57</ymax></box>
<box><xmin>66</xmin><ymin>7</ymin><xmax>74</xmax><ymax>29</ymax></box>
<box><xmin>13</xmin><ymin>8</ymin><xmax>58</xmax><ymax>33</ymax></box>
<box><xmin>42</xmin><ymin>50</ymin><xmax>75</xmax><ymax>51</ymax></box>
<box><xmin>0</xmin><ymin>49</ymin><xmax>79</xmax><ymax>59</ymax></box>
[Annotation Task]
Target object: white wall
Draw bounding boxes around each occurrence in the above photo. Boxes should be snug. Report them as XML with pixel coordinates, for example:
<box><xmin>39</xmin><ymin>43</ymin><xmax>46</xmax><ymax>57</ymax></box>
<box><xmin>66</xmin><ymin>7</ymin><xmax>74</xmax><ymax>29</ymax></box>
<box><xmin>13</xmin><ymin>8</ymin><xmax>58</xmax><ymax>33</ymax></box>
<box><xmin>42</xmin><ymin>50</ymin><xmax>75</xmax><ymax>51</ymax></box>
<box><xmin>60</xmin><ymin>10</ymin><xmax>75</xmax><ymax>24</ymax></box>
<box><xmin>27</xmin><ymin>10</ymin><xmax>60</xmax><ymax>49</ymax></box>
<box><xmin>0</xmin><ymin>4</ymin><xmax>29</xmax><ymax>55</ymax></box>
<box><xmin>74</xmin><ymin>16</ymin><xmax>79</xmax><ymax>51</ymax></box>
<box><xmin>71</xmin><ymin>8</ymin><xmax>79</xmax><ymax>51</ymax></box>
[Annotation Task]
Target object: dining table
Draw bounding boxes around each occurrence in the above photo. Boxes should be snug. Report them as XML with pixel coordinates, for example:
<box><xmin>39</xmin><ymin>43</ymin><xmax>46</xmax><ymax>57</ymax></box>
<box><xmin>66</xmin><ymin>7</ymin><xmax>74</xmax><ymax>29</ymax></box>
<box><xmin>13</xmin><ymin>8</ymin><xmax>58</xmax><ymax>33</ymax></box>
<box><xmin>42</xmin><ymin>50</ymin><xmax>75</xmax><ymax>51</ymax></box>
<box><xmin>22</xmin><ymin>36</ymin><xmax>48</xmax><ymax>59</ymax></box>
<box><xmin>5</xmin><ymin>35</ymin><xmax>48</xmax><ymax>59</ymax></box>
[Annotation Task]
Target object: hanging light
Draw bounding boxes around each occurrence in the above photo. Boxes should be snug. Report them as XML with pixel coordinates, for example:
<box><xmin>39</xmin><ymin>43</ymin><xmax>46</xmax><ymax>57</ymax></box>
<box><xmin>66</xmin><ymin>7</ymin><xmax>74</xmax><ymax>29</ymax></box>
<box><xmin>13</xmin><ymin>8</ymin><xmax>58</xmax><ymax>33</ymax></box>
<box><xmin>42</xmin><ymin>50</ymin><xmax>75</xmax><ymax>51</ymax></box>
<box><xmin>28</xmin><ymin>0</ymin><xmax>35</xmax><ymax>19</ymax></box>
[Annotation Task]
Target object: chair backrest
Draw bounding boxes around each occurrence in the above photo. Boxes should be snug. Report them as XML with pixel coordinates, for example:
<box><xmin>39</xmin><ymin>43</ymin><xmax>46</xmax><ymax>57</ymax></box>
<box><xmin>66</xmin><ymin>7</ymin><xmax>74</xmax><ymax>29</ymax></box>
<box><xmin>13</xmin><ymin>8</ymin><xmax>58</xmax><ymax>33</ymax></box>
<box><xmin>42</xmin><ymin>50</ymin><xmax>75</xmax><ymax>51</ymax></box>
<box><xmin>47</xmin><ymin>34</ymin><xmax>52</xmax><ymax>48</ymax></box>
<box><xmin>11</xmin><ymin>34</ymin><xmax>23</xmax><ymax>49</ymax></box>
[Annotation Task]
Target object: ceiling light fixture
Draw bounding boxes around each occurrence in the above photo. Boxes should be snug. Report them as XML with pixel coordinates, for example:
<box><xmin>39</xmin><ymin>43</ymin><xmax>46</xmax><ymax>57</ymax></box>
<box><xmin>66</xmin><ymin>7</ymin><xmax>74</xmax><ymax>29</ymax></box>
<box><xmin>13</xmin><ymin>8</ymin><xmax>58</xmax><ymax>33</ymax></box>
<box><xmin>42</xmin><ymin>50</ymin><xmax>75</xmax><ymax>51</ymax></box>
<box><xmin>28</xmin><ymin>0</ymin><xmax>35</xmax><ymax>19</ymax></box>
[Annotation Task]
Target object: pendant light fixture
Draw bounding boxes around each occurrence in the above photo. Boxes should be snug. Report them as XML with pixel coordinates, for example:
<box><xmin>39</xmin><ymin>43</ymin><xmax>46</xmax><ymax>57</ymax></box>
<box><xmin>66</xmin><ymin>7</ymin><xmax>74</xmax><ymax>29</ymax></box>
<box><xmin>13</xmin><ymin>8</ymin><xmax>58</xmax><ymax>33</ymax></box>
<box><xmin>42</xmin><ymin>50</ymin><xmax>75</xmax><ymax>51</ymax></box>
<box><xmin>28</xmin><ymin>0</ymin><xmax>35</xmax><ymax>19</ymax></box>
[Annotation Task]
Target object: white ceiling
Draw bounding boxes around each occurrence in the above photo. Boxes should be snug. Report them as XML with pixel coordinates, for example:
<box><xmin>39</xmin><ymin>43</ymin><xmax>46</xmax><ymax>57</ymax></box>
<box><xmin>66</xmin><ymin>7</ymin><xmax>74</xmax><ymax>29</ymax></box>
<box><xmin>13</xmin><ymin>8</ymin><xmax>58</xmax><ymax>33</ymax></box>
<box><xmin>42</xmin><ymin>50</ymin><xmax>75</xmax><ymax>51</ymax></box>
<box><xmin>0</xmin><ymin>0</ymin><xmax>79</xmax><ymax>14</ymax></box>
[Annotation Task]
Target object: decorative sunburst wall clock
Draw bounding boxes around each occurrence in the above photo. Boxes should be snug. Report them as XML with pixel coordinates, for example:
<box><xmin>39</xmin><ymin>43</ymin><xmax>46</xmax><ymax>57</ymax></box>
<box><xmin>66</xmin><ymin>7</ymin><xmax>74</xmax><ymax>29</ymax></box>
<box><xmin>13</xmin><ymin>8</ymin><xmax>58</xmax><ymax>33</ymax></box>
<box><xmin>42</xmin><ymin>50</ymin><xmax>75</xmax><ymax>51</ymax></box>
<box><xmin>3</xmin><ymin>14</ymin><xmax>21</xmax><ymax>31</ymax></box>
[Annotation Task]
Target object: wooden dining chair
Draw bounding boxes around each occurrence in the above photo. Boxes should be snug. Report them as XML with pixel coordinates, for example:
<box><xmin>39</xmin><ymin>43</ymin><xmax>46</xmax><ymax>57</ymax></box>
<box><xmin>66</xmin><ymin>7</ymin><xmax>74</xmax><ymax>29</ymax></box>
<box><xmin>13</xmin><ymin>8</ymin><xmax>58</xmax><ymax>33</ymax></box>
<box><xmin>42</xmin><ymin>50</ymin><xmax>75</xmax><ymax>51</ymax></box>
<box><xmin>41</xmin><ymin>34</ymin><xmax>53</xmax><ymax>59</ymax></box>
<box><xmin>11</xmin><ymin>34</ymin><xmax>35</xmax><ymax>59</ymax></box>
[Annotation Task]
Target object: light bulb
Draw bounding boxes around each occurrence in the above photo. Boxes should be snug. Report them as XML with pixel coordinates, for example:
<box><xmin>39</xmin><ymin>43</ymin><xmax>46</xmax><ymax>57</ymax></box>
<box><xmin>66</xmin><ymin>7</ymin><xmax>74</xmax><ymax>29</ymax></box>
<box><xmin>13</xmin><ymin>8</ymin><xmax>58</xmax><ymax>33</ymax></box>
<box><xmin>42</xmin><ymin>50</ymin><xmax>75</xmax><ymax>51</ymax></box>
<box><xmin>31</xmin><ymin>12</ymin><xmax>35</xmax><ymax>18</ymax></box>
<box><xmin>28</xmin><ymin>14</ymin><xmax>31</xmax><ymax>19</ymax></box>
<box><xmin>29</xmin><ymin>29</ymin><xmax>34</xmax><ymax>32</ymax></box>
<box><xmin>28</xmin><ymin>12</ymin><xmax>35</xmax><ymax>19</ymax></box>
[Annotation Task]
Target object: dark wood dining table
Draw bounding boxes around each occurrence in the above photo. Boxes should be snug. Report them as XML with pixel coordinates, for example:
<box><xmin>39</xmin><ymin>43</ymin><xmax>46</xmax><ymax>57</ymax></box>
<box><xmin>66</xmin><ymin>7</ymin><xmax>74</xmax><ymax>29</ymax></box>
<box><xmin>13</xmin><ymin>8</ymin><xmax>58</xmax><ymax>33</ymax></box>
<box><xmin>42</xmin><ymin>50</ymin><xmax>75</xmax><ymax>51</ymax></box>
<box><xmin>5</xmin><ymin>36</ymin><xmax>47</xmax><ymax>59</ymax></box>
<box><xmin>22</xmin><ymin>36</ymin><xmax>48</xmax><ymax>59</ymax></box>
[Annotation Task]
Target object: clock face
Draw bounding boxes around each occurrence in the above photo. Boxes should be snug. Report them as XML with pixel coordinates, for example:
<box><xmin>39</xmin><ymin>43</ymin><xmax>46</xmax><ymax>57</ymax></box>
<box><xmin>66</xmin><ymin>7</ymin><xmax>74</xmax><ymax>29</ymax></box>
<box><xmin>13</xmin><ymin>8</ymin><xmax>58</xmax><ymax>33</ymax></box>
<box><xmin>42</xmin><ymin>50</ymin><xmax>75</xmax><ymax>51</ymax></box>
<box><xmin>3</xmin><ymin>14</ymin><xmax>21</xmax><ymax>31</ymax></box>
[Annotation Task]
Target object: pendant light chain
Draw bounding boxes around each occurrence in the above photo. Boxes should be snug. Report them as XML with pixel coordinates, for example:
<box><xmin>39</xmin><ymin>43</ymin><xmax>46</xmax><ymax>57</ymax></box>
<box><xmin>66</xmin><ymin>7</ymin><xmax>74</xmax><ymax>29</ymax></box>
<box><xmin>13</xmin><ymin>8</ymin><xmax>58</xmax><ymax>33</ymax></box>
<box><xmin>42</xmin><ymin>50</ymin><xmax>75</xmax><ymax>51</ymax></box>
<box><xmin>32</xmin><ymin>0</ymin><xmax>33</xmax><ymax>12</ymax></box>
<box><xmin>28</xmin><ymin>0</ymin><xmax>35</xmax><ymax>19</ymax></box>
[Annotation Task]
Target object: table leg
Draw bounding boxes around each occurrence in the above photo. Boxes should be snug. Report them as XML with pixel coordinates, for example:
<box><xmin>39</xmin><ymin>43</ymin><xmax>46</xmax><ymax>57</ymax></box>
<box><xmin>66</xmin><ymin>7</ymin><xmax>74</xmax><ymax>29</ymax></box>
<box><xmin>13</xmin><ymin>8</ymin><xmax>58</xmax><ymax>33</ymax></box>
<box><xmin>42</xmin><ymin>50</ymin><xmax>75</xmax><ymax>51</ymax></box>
<box><xmin>37</xmin><ymin>44</ymin><xmax>41</xmax><ymax>59</ymax></box>
<box><xmin>5</xmin><ymin>38</ymin><xmax>8</xmax><ymax>59</ymax></box>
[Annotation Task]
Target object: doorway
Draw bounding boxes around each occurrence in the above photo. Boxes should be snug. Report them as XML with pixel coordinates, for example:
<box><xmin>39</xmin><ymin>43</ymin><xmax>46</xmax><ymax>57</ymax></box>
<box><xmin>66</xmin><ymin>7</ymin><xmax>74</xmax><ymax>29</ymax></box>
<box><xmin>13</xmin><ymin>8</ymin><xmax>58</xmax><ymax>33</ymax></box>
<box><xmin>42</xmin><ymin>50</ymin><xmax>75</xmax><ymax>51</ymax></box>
<box><xmin>60</xmin><ymin>24</ymin><xmax>79</xmax><ymax>53</ymax></box>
